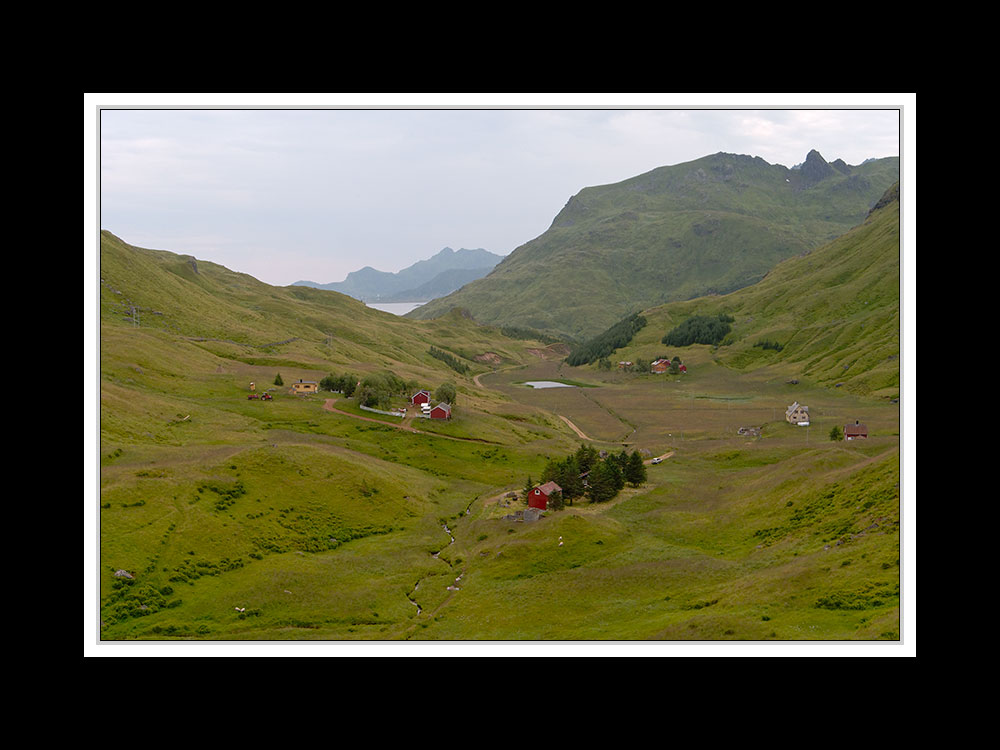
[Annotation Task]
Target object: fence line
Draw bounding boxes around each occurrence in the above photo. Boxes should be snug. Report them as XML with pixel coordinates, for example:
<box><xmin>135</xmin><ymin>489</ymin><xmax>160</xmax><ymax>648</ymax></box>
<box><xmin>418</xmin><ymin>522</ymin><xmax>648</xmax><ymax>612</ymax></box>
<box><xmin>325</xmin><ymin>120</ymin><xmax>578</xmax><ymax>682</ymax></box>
<box><xmin>358</xmin><ymin>404</ymin><xmax>406</xmax><ymax>418</ymax></box>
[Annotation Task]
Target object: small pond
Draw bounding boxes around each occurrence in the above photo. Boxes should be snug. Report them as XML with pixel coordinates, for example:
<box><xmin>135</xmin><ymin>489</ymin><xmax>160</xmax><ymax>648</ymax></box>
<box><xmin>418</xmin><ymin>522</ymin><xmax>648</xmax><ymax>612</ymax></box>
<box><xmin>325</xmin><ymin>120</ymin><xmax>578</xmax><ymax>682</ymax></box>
<box><xmin>523</xmin><ymin>381</ymin><xmax>576</xmax><ymax>389</ymax></box>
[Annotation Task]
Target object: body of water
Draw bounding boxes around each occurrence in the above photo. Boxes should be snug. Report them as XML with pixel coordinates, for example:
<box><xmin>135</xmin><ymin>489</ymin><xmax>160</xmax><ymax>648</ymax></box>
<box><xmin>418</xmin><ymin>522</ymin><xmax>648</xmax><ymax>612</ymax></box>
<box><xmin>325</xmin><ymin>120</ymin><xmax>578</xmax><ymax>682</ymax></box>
<box><xmin>367</xmin><ymin>301</ymin><xmax>425</xmax><ymax>315</ymax></box>
<box><xmin>524</xmin><ymin>381</ymin><xmax>576</xmax><ymax>389</ymax></box>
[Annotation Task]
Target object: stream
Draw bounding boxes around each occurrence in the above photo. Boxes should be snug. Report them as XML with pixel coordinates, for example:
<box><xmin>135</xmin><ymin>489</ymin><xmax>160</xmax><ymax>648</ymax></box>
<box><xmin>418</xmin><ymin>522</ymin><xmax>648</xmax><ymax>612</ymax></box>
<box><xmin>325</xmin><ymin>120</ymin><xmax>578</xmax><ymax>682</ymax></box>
<box><xmin>406</xmin><ymin>497</ymin><xmax>476</xmax><ymax>617</ymax></box>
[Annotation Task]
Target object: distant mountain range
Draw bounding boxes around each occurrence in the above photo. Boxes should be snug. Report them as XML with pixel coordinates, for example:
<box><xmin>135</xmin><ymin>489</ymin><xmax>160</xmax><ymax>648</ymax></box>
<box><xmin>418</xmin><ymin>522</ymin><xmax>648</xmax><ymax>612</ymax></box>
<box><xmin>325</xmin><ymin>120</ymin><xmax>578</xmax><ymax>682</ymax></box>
<box><xmin>408</xmin><ymin>150</ymin><xmax>899</xmax><ymax>340</ymax></box>
<box><xmin>293</xmin><ymin>246</ymin><xmax>505</xmax><ymax>303</ymax></box>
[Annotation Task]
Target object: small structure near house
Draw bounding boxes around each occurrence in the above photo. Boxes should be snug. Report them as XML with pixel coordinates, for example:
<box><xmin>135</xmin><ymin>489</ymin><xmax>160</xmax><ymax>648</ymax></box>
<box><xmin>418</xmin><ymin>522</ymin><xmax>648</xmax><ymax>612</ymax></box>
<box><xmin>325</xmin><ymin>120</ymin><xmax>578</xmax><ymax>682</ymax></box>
<box><xmin>291</xmin><ymin>379</ymin><xmax>318</xmax><ymax>395</ymax></box>
<box><xmin>502</xmin><ymin>507</ymin><xmax>543</xmax><ymax>522</ymax></box>
<box><xmin>844</xmin><ymin>421</ymin><xmax>868</xmax><ymax>440</ymax></box>
<box><xmin>785</xmin><ymin>401</ymin><xmax>810</xmax><ymax>425</ymax></box>
<box><xmin>411</xmin><ymin>389</ymin><xmax>432</xmax><ymax>405</ymax></box>
<box><xmin>528</xmin><ymin>480</ymin><xmax>562</xmax><ymax>510</ymax></box>
<box><xmin>429</xmin><ymin>402</ymin><xmax>452</xmax><ymax>420</ymax></box>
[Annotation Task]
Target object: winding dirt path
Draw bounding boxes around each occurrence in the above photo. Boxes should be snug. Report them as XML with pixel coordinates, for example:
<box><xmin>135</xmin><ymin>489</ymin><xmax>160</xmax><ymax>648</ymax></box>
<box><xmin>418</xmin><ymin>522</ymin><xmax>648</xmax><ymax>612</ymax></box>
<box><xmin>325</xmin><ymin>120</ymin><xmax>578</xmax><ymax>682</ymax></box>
<box><xmin>558</xmin><ymin>414</ymin><xmax>593</xmax><ymax>441</ymax></box>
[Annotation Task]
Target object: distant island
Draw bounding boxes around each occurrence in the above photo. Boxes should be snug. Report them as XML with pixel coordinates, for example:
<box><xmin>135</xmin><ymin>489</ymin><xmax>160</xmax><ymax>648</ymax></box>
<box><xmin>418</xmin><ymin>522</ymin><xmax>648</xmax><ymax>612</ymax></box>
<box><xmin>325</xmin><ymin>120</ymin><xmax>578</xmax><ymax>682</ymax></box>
<box><xmin>294</xmin><ymin>246</ymin><xmax>505</xmax><ymax>303</ymax></box>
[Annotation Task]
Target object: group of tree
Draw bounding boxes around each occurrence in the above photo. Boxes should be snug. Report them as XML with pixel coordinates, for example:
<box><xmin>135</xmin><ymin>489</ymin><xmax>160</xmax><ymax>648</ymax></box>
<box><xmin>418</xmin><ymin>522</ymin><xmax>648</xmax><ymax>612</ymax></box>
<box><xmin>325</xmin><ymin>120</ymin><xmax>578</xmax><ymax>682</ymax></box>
<box><xmin>428</xmin><ymin>346</ymin><xmax>470</xmax><ymax>375</ymax></box>
<box><xmin>356</xmin><ymin>371</ymin><xmax>413</xmax><ymax>409</ymax></box>
<box><xmin>661</xmin><ymin>313</ymin><xmax>734</xmax><ymax>347</ymax></box>
<box><xmin>499</xmin><ymin>325</ymin><xmax>563</xmax><ymax>345</ymax></box>
<box><xmin>319</xmin><ymin>372</ymin><xmax>359</xmax><ymax>397</ymax></box>
<box><xmin>320</xmin><ymin>369</ymin><xmax>456</xmax><ymax>409</ymax></box>
<box><xmin>527</xmin><ymin>444</ymin><xmax>647</xmax><ymax>509</ymax></box>
<box><xmin>566</xmin><ymin>313</ymin><xmax>647</xmax><ymax>366</ymax></box>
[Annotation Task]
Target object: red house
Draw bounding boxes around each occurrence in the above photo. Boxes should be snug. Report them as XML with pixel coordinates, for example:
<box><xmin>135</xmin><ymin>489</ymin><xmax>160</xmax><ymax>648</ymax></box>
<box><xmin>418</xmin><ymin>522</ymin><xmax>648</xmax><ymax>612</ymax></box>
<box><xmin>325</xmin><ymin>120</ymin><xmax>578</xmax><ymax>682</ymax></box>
<box><xmin>429</xmin><ymin>403</ymin><xmax>452</xmax><ymax>419</ymax></box>
<box><xmin>845</xmin><ymin>421</ymin><xmax>868</xmax><ymax>440</ymax></box>
<box><xmin>410</xmin><ymin>390</ymin><xmax>431</xmax><ymax>405</ymax></box>
<box><xmin>528</xmin><ymin>481</ymin><xmax>562</xmax><ymax>510</ymax></box>
<box><xmin>651</xmin><ymin>358</ymin><xmax>670</xmax><ymax>373</ymax></box>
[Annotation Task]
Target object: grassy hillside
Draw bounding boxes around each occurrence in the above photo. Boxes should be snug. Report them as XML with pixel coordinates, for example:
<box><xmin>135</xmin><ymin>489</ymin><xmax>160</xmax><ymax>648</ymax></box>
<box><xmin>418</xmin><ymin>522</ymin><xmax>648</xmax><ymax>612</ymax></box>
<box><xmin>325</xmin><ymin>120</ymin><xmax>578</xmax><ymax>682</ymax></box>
<box><xmin>601</xmin><ymin>182</ymin><xmax>901</xmax><ymax>399</ymax></box>
<box><xmin>408</xmin><ymin>151</ymin><xmax>899</xmax><ymax>341</ymax></box>
<box><xmin>96</xmin><ymin>229</ymin><xmax>901</xmax><ymax>645</ymax></box>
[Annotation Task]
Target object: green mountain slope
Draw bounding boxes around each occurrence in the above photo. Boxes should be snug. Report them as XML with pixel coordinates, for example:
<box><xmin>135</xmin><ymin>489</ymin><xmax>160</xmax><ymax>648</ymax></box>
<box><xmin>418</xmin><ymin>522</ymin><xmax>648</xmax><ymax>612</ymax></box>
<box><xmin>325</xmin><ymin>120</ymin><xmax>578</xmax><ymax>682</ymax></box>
<box><xmin>597</xmin><ymin>182</ymin><xmax>901</xmax><ymax>397</ymax></box>
<box><xmin>408</xmin><ymin>151</ymin><xmax>899</xmax><ymax>341</ymax></box>
<box><xmin>101</xmin><ymin>232</ymin><xmax>529</xmax><ymax>378</ymax></box>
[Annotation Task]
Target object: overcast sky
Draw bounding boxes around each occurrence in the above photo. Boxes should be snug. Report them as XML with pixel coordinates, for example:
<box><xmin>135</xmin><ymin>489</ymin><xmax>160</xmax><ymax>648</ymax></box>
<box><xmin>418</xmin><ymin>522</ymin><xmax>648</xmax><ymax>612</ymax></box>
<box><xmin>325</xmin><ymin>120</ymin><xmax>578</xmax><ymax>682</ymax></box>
<box><xmin>94</xmin><ymin>95</ymin><xmax>905</xmax><ymax>288</ymax></box>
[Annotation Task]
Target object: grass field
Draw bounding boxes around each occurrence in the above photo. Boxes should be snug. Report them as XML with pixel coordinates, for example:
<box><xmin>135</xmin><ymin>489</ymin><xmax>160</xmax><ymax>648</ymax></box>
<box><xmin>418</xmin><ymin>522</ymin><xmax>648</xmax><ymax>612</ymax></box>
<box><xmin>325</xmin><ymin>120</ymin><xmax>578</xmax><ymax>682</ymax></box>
<box><xmin>97</xmin><ymin>344</ymin><xmax>901</xmax><ymax>644</ymax></box>
<box><xmin>93</xmin><ymin>226</ymin><xmax>905</xmax><ymax>650</ymax></box>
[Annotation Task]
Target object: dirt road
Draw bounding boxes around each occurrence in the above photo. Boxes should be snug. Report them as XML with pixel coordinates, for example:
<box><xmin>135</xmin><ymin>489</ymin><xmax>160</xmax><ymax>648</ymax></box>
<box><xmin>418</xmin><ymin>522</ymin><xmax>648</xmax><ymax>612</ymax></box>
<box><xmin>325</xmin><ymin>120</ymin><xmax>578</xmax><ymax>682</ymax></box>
<box><xmin>644</xmin><ymin>451</ymin><xmax>675</xmax><ymax>465</ymax></box>
<box><xmin>558</xmin><ymin>415</ymin><xmax>593</xmax><ymax>441</ymax></box>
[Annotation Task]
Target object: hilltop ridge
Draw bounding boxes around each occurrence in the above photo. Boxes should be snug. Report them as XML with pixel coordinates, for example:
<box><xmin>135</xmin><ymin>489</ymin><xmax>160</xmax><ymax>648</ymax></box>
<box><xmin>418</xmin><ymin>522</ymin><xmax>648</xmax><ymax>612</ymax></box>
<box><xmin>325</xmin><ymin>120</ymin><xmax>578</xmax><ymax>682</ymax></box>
<box><xmin>294</xmin><ymin>246</ymin><xmax>504</xmax><ymax>303</ymax></box>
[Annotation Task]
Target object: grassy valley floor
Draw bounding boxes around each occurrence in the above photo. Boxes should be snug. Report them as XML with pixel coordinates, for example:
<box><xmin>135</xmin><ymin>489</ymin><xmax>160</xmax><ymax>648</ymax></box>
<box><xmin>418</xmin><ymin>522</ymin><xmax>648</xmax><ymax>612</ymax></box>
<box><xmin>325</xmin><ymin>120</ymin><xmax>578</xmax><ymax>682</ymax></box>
<box><xmin>97</xmin><ymin>349</ymin><xmax>901</xmax><ymax>644</ymax></box>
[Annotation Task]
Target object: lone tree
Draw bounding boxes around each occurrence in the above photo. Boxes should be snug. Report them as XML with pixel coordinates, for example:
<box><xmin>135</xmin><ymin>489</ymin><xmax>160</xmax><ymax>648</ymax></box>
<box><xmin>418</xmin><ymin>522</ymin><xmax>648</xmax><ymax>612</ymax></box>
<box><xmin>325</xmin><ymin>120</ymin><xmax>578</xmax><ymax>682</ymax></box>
<box><xmin>829</xmin><ymin>426</ymin><xmax>843</xmax><ymax>441</ymax></box>
<box><xmin>624</xmin><ymin>450</ymin><xmax>647</xmax><ymax>486</ymax></box>
<box><xmin>435</xmin><ymin>382</ymin><xmax>457</xmax><ymax>405</ymax></box>
<box><xmin>274</xmin><ymin>373</ymin><xmax>284</xmax><ymax>386</ymax></box>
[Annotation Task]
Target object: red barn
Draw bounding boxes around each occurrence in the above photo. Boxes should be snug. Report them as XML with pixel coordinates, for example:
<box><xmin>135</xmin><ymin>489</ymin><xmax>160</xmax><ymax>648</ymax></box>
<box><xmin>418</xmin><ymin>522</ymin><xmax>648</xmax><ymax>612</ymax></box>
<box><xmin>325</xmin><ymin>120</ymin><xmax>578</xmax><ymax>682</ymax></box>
<box><xmin>429</xmin><ymin>403</ymin><xmax>452</xmax><ymax>419</ymax></box>
<box><xmin>845</xmin><ymin>421</ymin><xmax>868</xmax><ymax>440</ymax></box>
<box><xmin>528</xmin><ymin>481</ymin><xmax>562</xmax><ymax>510</ymax></box>
<box><xmin>410</xmin><ymin>390</ymin><xmax>431</xmax><ymax>405</ymax></box>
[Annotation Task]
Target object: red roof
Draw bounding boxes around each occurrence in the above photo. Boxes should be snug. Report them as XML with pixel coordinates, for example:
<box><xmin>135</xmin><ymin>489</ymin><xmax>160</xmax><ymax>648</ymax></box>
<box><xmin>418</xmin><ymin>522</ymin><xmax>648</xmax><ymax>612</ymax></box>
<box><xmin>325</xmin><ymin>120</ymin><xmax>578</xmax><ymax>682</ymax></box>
<box><xmin>535</xmin><ymin>481</ymin><xmax>562</xmax><ymax>496</ymax></box>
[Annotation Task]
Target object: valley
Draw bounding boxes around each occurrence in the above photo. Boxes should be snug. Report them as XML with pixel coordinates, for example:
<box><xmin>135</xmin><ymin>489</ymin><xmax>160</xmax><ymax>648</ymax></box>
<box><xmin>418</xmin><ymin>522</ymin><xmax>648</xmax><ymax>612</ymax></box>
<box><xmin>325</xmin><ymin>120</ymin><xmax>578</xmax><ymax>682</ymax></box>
<box><xmin>95</xmin><ymin>163</ymin><xmax>904</xmax><ymax>645</ymax></box>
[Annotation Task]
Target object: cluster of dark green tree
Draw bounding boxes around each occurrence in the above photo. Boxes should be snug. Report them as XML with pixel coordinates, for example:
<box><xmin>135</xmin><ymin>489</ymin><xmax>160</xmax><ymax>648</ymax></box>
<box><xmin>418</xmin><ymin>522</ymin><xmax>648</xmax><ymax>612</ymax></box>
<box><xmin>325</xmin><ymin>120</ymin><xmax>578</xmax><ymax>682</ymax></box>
<box><xmin>500</xmin><ymin>325</ymin><xmax>563</xmax><ymax>345</ymax></box>
<box><xmin>319</xmin><ymin>372</ymin><xmax>359</xmax><ymax>397</ymax></box>
<box><xmin>752</xmin><ymin>339</ymin><xmax>784</xmax><ymax>351</ymax></box>
<box><xmin>428</xmin><ymin>346</ymin><xmax>470</xmax><ymax>374</ymax></box>
<box><xmin>566</xmin><ymin>313</ymin><xmax>647</xmax><ymax>366</ymax></box>
<box><xmin>661</xmin><ymin>313</ymin><xmax>734</xmax><ymax>347</ymax></box>
<box><xmin>526</xmin><ymin>444</ymin><xmax>647</xmax><ymax>509</ymax></box>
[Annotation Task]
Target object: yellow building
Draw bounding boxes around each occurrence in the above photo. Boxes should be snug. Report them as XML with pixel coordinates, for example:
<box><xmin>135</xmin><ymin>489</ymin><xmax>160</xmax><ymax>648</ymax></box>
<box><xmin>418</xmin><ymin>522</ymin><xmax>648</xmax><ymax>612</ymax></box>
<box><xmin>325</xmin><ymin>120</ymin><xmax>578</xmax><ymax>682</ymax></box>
<box><xmin>290</xmin><ymin>380</ymin><xmax>318</xmax><ymax>395</ymax></box>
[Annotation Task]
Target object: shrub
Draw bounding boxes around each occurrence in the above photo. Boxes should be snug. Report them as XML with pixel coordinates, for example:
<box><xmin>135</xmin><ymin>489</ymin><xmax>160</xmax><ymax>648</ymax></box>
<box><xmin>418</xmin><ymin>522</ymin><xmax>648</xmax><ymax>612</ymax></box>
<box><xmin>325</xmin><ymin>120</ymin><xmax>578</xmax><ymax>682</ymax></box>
<box><xmin>435</xmin><ymin>382</ymin><xmax>457</xmax><ymax>405</ymax></box>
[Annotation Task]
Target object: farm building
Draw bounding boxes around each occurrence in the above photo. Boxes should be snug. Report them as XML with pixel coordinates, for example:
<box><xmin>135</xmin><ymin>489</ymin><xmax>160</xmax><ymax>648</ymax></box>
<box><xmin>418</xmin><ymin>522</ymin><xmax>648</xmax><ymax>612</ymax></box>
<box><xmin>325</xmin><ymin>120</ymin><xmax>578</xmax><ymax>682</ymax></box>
<box><xmin>410</xmin><ymin>389</ymin><xmax>431</xmax><ymax>405</ymax></box>
<box><xmin>429</xmin><ymin>403</ymin><xmax>452</xmax><ymax>420</ymax></box>
<box><xmin>528</xmin><ymin>481</ymin><xmax>562</xmax><ymax>510</ymax></box>
<box><xmin>845</xmin><ymin>421</ymin><xmax>868</xmax><ymax>440</ymax></box>
<box><xmin>651</xmin><ymin>358</ymin><xmax>685</xmax><ymax>373</ymax></box>
<box><xmin>290</xmin><ymin>380</ymin><xmax>318</xmax><ymax>395</ymax></box>
<box><xmin>785</xmin><ymin>401</ymin><xmax>810</xmax><ymax>425</ymax></box>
